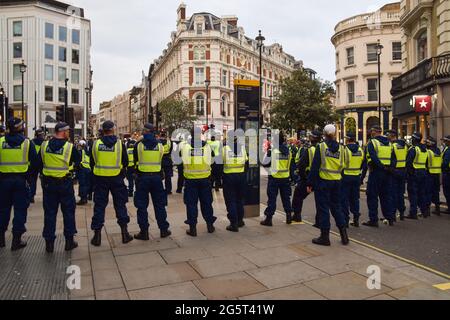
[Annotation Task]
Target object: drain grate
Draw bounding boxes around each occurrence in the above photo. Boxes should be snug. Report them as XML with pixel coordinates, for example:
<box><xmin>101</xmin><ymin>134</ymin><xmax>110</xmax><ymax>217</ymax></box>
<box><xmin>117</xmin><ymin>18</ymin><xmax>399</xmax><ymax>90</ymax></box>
<box><xmin>0</xmin><ymin>235</ymin><xmax>70</xmax><ymax>300</ymax></box>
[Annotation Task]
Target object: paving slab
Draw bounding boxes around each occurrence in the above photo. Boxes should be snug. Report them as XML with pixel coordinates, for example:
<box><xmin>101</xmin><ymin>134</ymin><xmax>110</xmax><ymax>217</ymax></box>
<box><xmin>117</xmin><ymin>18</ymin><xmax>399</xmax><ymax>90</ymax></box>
<box><xmin>112</xmin><ymin>238</ymin><xmax>179</xmax><ymax>256</ymax></box>
<box><xmin>69</xmin><ymin>275</ymin><xmax>94</xmax><ymax>299</ymax></box>
<box><xmin>189</xmin><ymin>255</ymin><xmax>257</xmax><ymax>278</ymax></box>
<box><xmin>92</xmin><ymin>268</ymin><xmax>124</xmax><ymax>291</ymax></box>
<box><xmin>239</xmin><ymin>247</ymin><xmax>305</xmax><ymax>268</ymax></box>
<box><xmin>115</xmin><ymin>251</ymin><xmax>166</xmax><ymax>272</ymax></box>
<box><xmin>395</xmin><ymin>265</ymin><xmax>450</xmax><ymax>285</ymax></box>
<box><xmin>159</xmin><ymin>247</ymin><xmax>211</xmax><ymax>264</ymax></box>
<box><xmin>90</xmin><ymin>251</ymin><xmax>117</xmax><ymax>272</ymax></box>
<box><xmin>239</xmin><ymin>284</ymin><xmax>327</xmax><ymax>300</ymax></box>
<box><xmin>388</xmin><ymin>283</ymin><xmax>450</xmax><ymax>300</ymax></box>
<box><xmin>95</xmin><ymin>287</ymin><xmax>129</xmax><ymax>300</ymax></box>
<box><xmin>129</xmin><ymin>282</ymin><xmax>206</xmax><ymax>300</ymax></box>
<box><xmin>353</xmin><ymin>265</ymin><xmax>421</xmax><ymax>290</ymax></box>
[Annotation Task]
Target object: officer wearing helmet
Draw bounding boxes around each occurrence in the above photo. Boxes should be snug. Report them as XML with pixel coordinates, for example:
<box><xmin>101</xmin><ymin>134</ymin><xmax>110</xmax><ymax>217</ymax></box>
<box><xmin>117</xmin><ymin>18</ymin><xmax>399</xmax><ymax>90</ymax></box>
<box><xmin>29</xmin><ymin>128</ymin><xmax>46</xmax><ymax>203</ymax></box>
<box><xmin>425</xmin><ymin>136</ymin><xmax>442</xmax><ymax>216</ymax></box>
<box><xmin>441</xmin><ymin>135</ymin><xmax>450</xmax><ymax>214</ymax></box>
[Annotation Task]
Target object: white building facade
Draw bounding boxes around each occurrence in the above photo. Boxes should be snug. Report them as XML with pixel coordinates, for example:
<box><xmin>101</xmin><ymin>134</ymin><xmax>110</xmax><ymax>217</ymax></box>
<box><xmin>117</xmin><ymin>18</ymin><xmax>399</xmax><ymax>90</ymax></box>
<box><xmin>0</xmin><ymin>0</ymin><xmax>92</xmax><ymax>137</ymax></box>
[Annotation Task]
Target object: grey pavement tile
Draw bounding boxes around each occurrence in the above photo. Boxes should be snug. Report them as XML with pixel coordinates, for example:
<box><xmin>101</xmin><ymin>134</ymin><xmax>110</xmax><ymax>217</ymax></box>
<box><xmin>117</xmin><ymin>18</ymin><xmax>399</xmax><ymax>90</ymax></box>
<box><xmin>116</xmin><ymin>251</ymin><xmax>166</xmax><ymax>272</ymax></box>
<box><xmin>202</xmin><ymin>239</ymin><xmax>257</xmax><ymax>257</ymax></box>
<box><xmin>90</xmin><ymin>251</ymin><xmax>117</xmax><ymax>271</ymax></box>
<box><xmin>353</xmin><ymin>265</ymin><xmax>421</xmax><ymax>290</ymax></box>
<box><xmin>304</xmin><ymin>272</ymin><xmax>391</xmax><ymax>300</ymax></box>
<box><xmin>189</xmin><ymin>254</ymin><xmax>257</xmax><ymax>278</ymax></box>
<box><xmin>239</xmin><ymin>247</ymin><xmax>305</xmax><ymax>268</ymax></box>
<box><xmin>193</xmin><ymin>272</ymin><xmax>267</xmax><ymax>300</ymax></box>
<box><xmin>388</xmin><ymin>283</ymin><xmax>450</xmax><ymax>300</ymax></box>
<box><xmin>112</xmin><ymin>238</ymin><xmax>179</xmax><ymax>256</ymax></box>
<box><xmin>396</xmin><ymin>265</ymin><xmax>450</xmax><ymax>285</ymax></box>
<box><xmin>70</xmin><ymin>246</ymin><xmax>90</xmax><ymax>260</ymax></box>
<box><xmin>246</xmin><ymin>260</ymin><xmax>328</xmax><ymax>290</ymax></box>
<box><xmin>367</xmin><ymin>294</ymin><xmax>397</xmax><ymax>300</ymax></box>
<box><xmin>71</xmin><ymin>259</ymin><xmax>92</xmax><ymax>276</ymax></box>
<box><xmin>159</xmin><ymin>247</ymin><xmax>211</xmax><ymax>264</ymax></box>
<box><xmin>69</xmin><ymin>275</ymin><xmax>94</xmax><ymax>299</ymax></box>
<box><xmin>129</xmin><ymin>282</ymin><xmax>206</xmax><ymax>300</ymax></box>
<box><xmin>96</xmin><ymin>287</ymin><xmax>129</xmax><ymax>300</ymax></box>
<box><xmin>92</xmin><ymin>268</ymin><xmax>124</xmax><ymax>291</ymax></box>
<box><xmin>239</xmin><ymin>284</ymin><xmax>327</xmax><ymax>300</ymax></box>
<box><xmin>122</xmin><ymin>263</ymin><xmax>201</xmax><ymax>291</ymax></box>
<box><xmin>346</xmin><ymin>244</ymin><xmax>410</xmax><ymax>268</ymax></box>
<box><xmin>287</xmin><ymin>243</ymin><xmax>324</xmax><ymax>259</ymax></box>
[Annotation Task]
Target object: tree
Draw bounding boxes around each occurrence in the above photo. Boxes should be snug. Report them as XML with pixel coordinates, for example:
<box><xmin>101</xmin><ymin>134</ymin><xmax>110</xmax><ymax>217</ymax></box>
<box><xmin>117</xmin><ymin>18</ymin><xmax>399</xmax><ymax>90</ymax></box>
<box><xmin>269</xmin><ymin>70</ymin><xmax>338</xmax><ymax>133</ymax></box>
<box><xmin>158</xmin><ymin>96</ymin><xmax>198</xmax><ymax>134</ymax></box>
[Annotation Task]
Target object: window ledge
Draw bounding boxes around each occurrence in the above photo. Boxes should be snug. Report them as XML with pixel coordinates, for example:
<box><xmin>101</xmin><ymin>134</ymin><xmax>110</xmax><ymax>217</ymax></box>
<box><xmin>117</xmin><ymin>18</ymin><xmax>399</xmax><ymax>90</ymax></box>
<box><xmin>365</xmin><ymin>61</ymin><xmax>378</xmax><ymax>66</ymax></box>
<box><xmin>344</xmin><ymin>64</ymin><xmax>356</xmax><ymax>70</ymax></box>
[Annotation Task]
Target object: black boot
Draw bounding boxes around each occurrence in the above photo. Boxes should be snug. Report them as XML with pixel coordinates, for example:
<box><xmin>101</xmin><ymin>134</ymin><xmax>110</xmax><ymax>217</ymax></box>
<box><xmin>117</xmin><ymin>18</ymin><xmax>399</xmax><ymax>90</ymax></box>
<box><xmin>11</xmin><ymin>233</ymin><xmax>27</xmax><ymax>251</ymax></box>
<box><xmin>160</xmin><ymin>229</ymin><xmax>172</xmax><ymax>239</ymax></box>
<box><xmin>91</xmin><ymin>230</ymin><xmax>102</xmax><ymax>247</ymax></box>
<box><xmin>134</xmin><ymin>229</ymin><xmax>150</xmax><ymax>241</ymax></box>
<box><xmin>350</xmin><ymin>217</ymin><xmax>360</xmax><ymax>228</ymax></box>
<box><xmin>30</xmin><ymin>198</ymin><xmax>35</xmax><ymax>204</ymax></box>
<box><xmin>286</xmin><ymin>212</ymin><xmax>293</xmax><ymax>225</ymax></box>
<box><xmin>65</xmin><ymin>237</ymin><xmax>78</xmax><ymax>251</ymax></box>
<box><xmin>339</xmin><ymin>226</ymin><xmax>349</xmax><ymax>245</ymax></box>
<box><xmin>0</xmin><ymin>232</ymin><xmax>5</xmax><ymax>248</ymax></box>
<box><xmin>77</xmin><ymin>199</ymin><xmax>88</xmax><ymax>206</ymax></box>
<box><xmin>87</xmin><ymin>194</ymin><xmax>92</xmax><ymax>201</ymax></box>
<box><xmin>423</xmin><ymin>208</ymin><xmax>431</xmax><ymax>218</ymax></box>
<box><xmin>292</xmin><ymin>213</ymin><xmax>302</xmax><ymax>223</ymax></box>
<box><xmin>226</xmin><ymin>224</ymin><xmax>239</xmax><ymax>233</ymax></box>
<box><xmin>121</xmin><ymin>225</ymin><xmax>133</xmax><ymax>244</ymax></box>
<box><xmin>238</xmin><ymin>220</ymin><xmax>245</xmax><ymax>228</ymax></box>
<box><xmin>207</xmin><ymin>223</ymin><xmax>215</xmax><ymax>234</ymax></box>
<box><xmin>362</xmin><ymin>220</ymin><xmax>379</xmax><ymax>228</ymax></box>
<box><xmin>432</xmin><ymin>206</ymin><xmax>441</xmax><ymax>216</ymax></box>
<box><xmin>46</xmin><ymin>240</ymin><xmax>55</xmax><ymax>253</ymax></box>
<box><xmin>186</xmin><ymin>225</ymin><xmax>197</xmax><ymax>237</ymax></box>
<box><xmin>399</xmin><ymin>212</ymin><xmax>405</xmax><ymax>221</ymax></box>
<box><xmin>312</xmin><ymin>229</ymin><xmax>331</xmax><ymax>246</ymax></box>
<box><xmin>405</xmin><ymin>214</ymin><xmax>418</xmax><ymax>220</ymax></box>
<box><xmin>260</xmin><ymin>216</ymin><xmax>273</xmax><ymax>227</ymax></box>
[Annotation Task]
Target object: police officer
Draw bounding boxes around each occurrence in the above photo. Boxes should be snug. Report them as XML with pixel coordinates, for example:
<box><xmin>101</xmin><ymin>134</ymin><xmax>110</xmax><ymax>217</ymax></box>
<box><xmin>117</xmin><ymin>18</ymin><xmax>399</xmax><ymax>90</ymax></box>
<box><xmin>77</xmin><ymin>140</ymin><xmax>91</xmax><ymax>205</ymax></box>
<box><xmin>126</xmin><ymin>139</ymin><xmax>136</xmax><ymax>197</ymax></box>
<box><xmin>405</xmin><ymin>132</ymin><xmax>429</xmax><ymax>219</ymax></box>
<box><xmin>261</xmin><ymin>132</ymin><xmax>293</xmax><ymax>227</ymax></box>
<box><xmin>292</xmin><ymin>130</ymin><xmax>322</xmax><ymax>223</ymax></box>
<box><xmin>133</xmin><ymin>123</ymin><xmax>171</xmax><ymax>240</ymax></box>
<box><xmin>0</xmin><ymin>125</ymin><xmax>5</xmax><ymax>137</ymax></box>
<box><xmin>90</xmin><ymin>121</ymin><xmax>133</xmax><ymax>246</ymax></box>
<box><xmin>222</xmin><ymin>131</ymin><xmax>248</xmax><ymax>232</ymax></box>
<box><xmin>208</xmin><ymin>135</ymin><xmax>222</xmax><ymax>192</ymax></box>
<box><xmin>307</xmin><ymin>125</ymin><xmax>349</xmax><ymax>246</ymax></box>
<box><xmin>176</xmin><ymin>135</ymin><xmax>186</xmax><ymax>194</ymax></box>
<box><xmin>29</xmin><ymin>128</ymin><xmax>45</xmax><ymax>203</ymax></box>
<box><xmin>40</xmin><ymin>123</ymin><xmax>80</xmax><ymax>252</ymax></box>
<box><xmin>425</xmin><ymin>136</ymin><xmax>442</xmax><ymax>216</ymax></box>
<box><xmin>441</xmin><ymin>136</ymin><xmax>450</xmax><ymax>215</ymax></box>
<box><xmin>363</xmin><ymin>126</ymin><xmax>395</xmax><ymax>227</ymax></box>
<box><xmin>0</xmin><ymin>118</ymin><xmax>39</xmax><ymax>250</ymax></box>
<box><xmin>289</xmin><ymin>138</ymin><xmax>299</xmax><ymax>186</ymax></box>
<box><xmin>160</xmin><ymin>130</ymin><xmax>174</xmax><ymax>195</ymax></box>
<box><xmin>342</xmin><ymin>132</ymin><xmax>365</xmax><ymax>228</ymax></box>
<box><xmin>181</xmin><ymin>127</ymin><xmax>217</xmax><ymax>237</ymax></box>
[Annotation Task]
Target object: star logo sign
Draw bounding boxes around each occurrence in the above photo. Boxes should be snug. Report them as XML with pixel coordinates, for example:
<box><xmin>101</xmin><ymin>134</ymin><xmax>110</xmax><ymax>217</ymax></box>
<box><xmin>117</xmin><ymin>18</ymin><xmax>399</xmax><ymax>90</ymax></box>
<box><xmin>419</xmin><ymin>99</ymin><xmax>428</xmax><ymax>109</ymax></box>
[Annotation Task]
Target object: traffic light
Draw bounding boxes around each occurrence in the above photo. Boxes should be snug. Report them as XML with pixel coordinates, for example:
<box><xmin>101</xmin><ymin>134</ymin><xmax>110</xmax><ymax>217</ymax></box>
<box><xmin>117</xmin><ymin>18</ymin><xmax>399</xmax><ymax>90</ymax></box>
<box><xmin>56</xmin><ymin>105</ymin><xmax>65</xmax><ymax>122</ymax></box>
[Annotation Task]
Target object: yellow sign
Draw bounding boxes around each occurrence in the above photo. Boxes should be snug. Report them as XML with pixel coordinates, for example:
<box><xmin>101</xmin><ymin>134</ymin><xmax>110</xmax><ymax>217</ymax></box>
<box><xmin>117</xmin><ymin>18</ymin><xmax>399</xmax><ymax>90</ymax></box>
<box><xmin>234</xmin><ymin>79</ymin><xmax>260</xmax><ymax>87</ymax></box>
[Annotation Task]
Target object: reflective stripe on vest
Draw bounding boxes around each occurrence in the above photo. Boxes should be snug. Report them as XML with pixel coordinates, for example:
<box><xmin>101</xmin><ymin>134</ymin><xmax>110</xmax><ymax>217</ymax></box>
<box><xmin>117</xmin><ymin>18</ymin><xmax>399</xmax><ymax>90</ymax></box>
<box><xmin>0</xmin><ymin>137</ymin><xmax>30</xmax><ymax>173</ymax></box>
<box><xmin>223</xmin><ymin>145</ymin><xmax>247</xmax><ymax>174</ymax></box>
<box><xmin>182</xmin><ymin>144</ymin><xmax>211</xmax><ymax>179</ymax></box>
<box><xmin>41</xmin><ymin>140</ymin><xmax>73</xmax><ymax>178</ymax></box>
<box><xmin>81</xmin><ymin>150</ymin><xmax>91</xmax><ymax>169</ymax></box>
<box><xmin>295</xmin><ymin>147</ymin><xmax>303</xmax><ymax>165</ymax></box>
<box><xmin>371</xmin><ymin>139</ymin><xmax>392</xmax><ymax>166</ymax></box>
<box><xmin>343</xmin><ymin>146</ymin><xmax>364</xmax><ymax>176</ymax></box>
<box><xmin>92</xmin><ymin>139</ymin><xmax>123</xmax><ymax>176</ymax></box>
<box><xmin>412</xmin><ymin>146</ymin><xmax>427</xmax><ymax>170</ymax></box>
<box><xmin>393</xmin><ymin>143</ymin><xmax>407</xmax><ymax>169</ymax></box>
<box><xmin>137</xmin><ymin>142</ymin><xmax>163</xmax><ymax>173</ymax></box>
<box><xmin>163</xmin><ymin>140</ymin><xmax>171</xmax><ymax>155</ymax></box>
<box><xmin>127</xmin><ymin>148</ymin><xmax>135</xmax><ymax>167</ymax></box>
<box><xmin>427</xmin><ymin>149</ymin><xmax>442</xmax><ymax>174</ymax></box>
<box><xmin>319</xmin><ymin>142</ymin><xmax>344</xmax><ymax>181</ymax></box>
<box><xmin>270</xmin><ymin>148</ymin><xmax>292</xmax><ymax>179</ymax></box>
<box><xmin>306</xmin><ymin>146</ymin><xmax>316</xmax><ymax>172</ymax></box>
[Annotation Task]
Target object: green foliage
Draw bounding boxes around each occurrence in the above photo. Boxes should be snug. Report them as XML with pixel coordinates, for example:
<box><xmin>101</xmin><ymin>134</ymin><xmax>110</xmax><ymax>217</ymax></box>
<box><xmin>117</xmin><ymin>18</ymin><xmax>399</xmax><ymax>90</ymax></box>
<box><xmin>269</xmin><ymin>70</ymin><xmax>338</xmax><ymax>132</ymax></box>
<box><xmin>158</xmin><ymin>96</ymin><xmax>198</xmax><ymax>133</ymax></box>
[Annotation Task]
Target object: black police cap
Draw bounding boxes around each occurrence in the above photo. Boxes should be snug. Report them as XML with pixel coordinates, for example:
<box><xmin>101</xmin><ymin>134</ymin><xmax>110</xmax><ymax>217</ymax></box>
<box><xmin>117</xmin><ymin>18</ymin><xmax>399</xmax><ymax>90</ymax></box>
<box><xmin>345</xmin><ymin>132</ymin><xmax>356</xmax><ymax>139</ymax></box>
<box><xmin>427</xmin><ymin>136</ymin><xmax>437</xmax><ymax>145</ymax></box>
<box><xmin>102</xmin><ymin>121</ymin><xmax>115</xmax><ymax>131</ymax></box>
<box><xmin>385</xmin><ymin>129</ymin><xmax>398</xmax><ymax>136</ymax></box>
<box><xmin>442</xmin><ymin>135</ymin><xmax>450</xmax><ymax>142</ymax></box>
<box><xmin>310</xmin><ymin>130</ymin><xmax>322</xmax><ymax>139</ymax></box>
<box><xmin>7</xmin><ymin>117</ymin><xmax>24</xmax><ymax>131</ymax></box>
<box><xmin>144</xmin><ymin>123</ymin><xmax>155</xmax><ymax>132</ymax></box>
<box><xmin>370</xmin><ymin>125</ymin><xmax>382</xmax><ymax>132</ymax></box>
<box><xmin>55</xmin><ymin>122</ymin><xmax>70</xmax><ymax>132</ymax></box>
<box><xmin>412</xmin><ymin>132</ymin><xmax>423</xmax><ymax>140</ymax></box>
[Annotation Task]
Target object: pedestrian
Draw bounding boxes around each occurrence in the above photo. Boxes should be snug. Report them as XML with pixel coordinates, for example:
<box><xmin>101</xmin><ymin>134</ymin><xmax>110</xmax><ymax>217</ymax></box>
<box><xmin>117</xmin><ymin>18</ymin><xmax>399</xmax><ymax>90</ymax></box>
<box><xmin>126</xmin><ymin>139</ymin><xmax>136</xmax><ymax>197</ymax></box>
<box><xmin>425</xmin><ymin>136</ymin><xmax>442</xmax><ymax>216</ymax></box>
<box><xmin>441</xmin><ymin>136</ymin><xmax>450</xmax><ymax>215</ymax></box>
<box><xmin>90</xmin><ymin>121</ymin><xmax>133</xmax><ymax>247</ymax></box>
<box><xmin>289</xmin><ymin>138</ymin><xmax>299</xmax><ymax>186</ymax></box>
<box><xmin>292</xmin><ymin>130</ymin><xmax>322</xmax><ymax>223</ymax></box>
<box><xmin>405</xmin><ymin>132</ymin><xmax>429</xmax><ymax>219</ymax></box>
<box><xmin>133</xmin><ymin>123</ymin><xmax>171</xmax><ymax>241</ymax></box>
<box><xmin>222</xmin><ymin>132</ymin><xmax>248</xmax><ymax>232</ymax></box>
<box><xmin>341</xmin><ymin>132</ymin><xmax>365</xmax><ymax>228</ymax></box>
<box><xmin>261</xmin><ymin>132</ymin><xmax>293</xmax><ymax>227</ymax></box>
<box><xmin>40</xmin><ymin>122</ymin><xmax>80</xmax><ymax>253</ymax></box>
<box><xmin>181</xmin><ymin>127</ymin><xmax>217</xmax><ymax>237</ymax></box>
<box><xmin>363</xmin><ymin>126</ymin><xmax>395</xmax><ymax>227</ymax></box>
<box><xmin>307</xmin><ymin>125</ymin><xmax>349</xmax><ymax>246</ymax></box>
<box><xmin>29</xmin><ymin>128</ymin><xmax>45</xmax><ymax>203</ymax></box>
<box><xmin>76</xmin><ymin>140</ymin><xmax>91</xmax><ymax>205</ymax></box>
<box><xmin>176</xmin><ymin>136</ymin><xmax>186</xmax><ymax>194</ymax></box>
<box><xmin>0</xmin><ymin>118</ymin><xmax>39</xmax><ymax>251</ymax></box>
<box><xmin>207</xmin><ymin>135</ymin><xmax>222</xmax><ymax>192</ymax></box>
<box><xmin>160</xmin><ymin>130</ymin><xmax>174</xmax><ymax>195</ymax></box>
<box><xmin>387</xmin><ymin>130</ymin><xmax>408</xmax><ymax>221</ymax></box>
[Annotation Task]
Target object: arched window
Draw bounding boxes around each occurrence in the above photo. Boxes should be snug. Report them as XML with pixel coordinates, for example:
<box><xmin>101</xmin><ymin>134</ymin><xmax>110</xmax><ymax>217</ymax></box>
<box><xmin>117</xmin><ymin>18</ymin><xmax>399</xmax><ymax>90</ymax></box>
<box><xmin>366</xmin><ymin>116</ymin><xmax>380</xmax><ymax>139</ymax></box>
<box><xmin>194</xmin><ymin>46</ymin><xmax>206</xmax><ymax>60</ymax></box>
<box><xmin>196</xmin><ymin>95</ymin><xmax>205</xmax><ymax>116</ymax></box>
<box><xmin>417</xmin><ymin>30</ymin><xmax>428</xmax><ymax>63</ymax></box>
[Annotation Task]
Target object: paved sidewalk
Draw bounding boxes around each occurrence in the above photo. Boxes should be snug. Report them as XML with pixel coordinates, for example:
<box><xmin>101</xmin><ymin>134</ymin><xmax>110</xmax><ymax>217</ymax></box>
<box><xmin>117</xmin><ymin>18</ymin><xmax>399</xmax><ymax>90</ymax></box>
<box><xmin>1</xmin><ymin>181</ymin><xmax>450</xmax><ymax>300</ymax></box>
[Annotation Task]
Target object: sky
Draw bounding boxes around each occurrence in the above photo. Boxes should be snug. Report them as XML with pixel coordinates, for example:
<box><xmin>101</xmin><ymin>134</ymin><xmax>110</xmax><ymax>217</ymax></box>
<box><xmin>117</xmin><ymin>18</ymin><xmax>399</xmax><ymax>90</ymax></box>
<box><xmin>69</xmin><ymin>0</ymin><xmax>390</xmax><ymax>112</ymax></box>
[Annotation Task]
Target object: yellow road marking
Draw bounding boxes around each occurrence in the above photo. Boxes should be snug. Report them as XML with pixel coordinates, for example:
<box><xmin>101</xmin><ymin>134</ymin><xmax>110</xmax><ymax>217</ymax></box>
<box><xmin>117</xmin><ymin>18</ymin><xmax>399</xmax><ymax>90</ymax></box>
<box><xmin>433</xmin><ymin>283</ymin><xmax>450</xmax><ymax>291</ymax></box>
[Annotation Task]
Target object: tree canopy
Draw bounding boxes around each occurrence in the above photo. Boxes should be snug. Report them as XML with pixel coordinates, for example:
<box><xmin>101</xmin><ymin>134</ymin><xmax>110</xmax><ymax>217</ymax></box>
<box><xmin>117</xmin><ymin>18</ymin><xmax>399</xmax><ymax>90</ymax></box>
<box><xmin>158</xmin><ymin>96</ymin><xmax>198</xmax><ymax>134</ymax></box>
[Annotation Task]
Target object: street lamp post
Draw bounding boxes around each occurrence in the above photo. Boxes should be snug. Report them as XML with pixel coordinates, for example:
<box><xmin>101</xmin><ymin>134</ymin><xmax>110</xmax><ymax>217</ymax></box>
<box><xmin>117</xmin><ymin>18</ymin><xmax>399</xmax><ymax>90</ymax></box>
<box><xmin>19</xmin><ymin>60</ymin><xmax>27</xmax><ymax>125</ymax></box>
<box><xmin>85</xmin><ymin>87</ymin><xmax>91</xmax><ymax>138</ymax></box>
<box><xmin>256</xmin><ymin>30</ymin><xmax>265</xmax><ymax>128</ymax></box>
<box><xmin>0</xmin><ymin>84</ymin><xmax>6</xmax><ymax>126</ymax></box>
<box><xmin>376</xmin><ymin>39</ymin><xmax>384</xmax><ymax>128</ymax></box>
<box><xmin>205</xmin><ymin>79</ymin><xmax>211</xmax><ymax>129</ymax></box>
<box><xmin>64</xmin><ymin>78</ymin><xmax>69</xmax><ymax>123</ymax></box>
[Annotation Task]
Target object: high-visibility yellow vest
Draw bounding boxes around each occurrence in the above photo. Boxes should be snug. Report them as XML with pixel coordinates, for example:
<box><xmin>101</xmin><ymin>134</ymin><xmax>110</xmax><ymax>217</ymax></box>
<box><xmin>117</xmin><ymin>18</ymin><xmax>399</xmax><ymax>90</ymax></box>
<box><xmin>137</xmin><ymin>142</ymin><xmax>163</xmax><ymax>173</ymax></box>
<box><xmin>41</xmin><ymin>140</ymin><xmax>73</xmax><ymax>178</ymax></box>
<box><xmin>182</xmin><ymin>143</ymin><xmax>212</xmax><ymax>179</ymax></box>
<box><xmin>411</xmin><ymin>146</ymin><xmax>427</xmax><ymax>170</ymax></box>
<box><xmin>444</xmin><ymin>147</ymin><xmax>450</xmax><ymax>169</ymax></box>
<box><xmin>207</xmin><ymin>140</ymin><xmax>221</xmax><ymax>157</ymax></box>
<box><xmin>163</xmin><ymin>140</ymin><xmax>171</xmax><ymax>155</ymax></box>
<box><xmin>127</xmin><ymin>148</ymin><xmax>135</xmax><ymax>167</ymax></box>
<box><xmin>318</xmin><ymin>142</ymin><xmax>344</xmax><ymax>181</ymax></box>
<box><xmin>81</xmin><ymin>149</ymin><xmax>91</xmax><ymax>169</ymax></box>
<box><xmin>223</xmin><ymin>145</ymin><xmax>247</xmax><ymax>174</ymax></box>
<box><xmin>295</xmin><ymin>147</ymin><xmax>303</xmax><ymax>165</ymax></box>
<box><xmin>270</xmin><ymin>148</ymin><xmax>292</xmax><ymax>179</ymax></box>
<box><xmin>0</xmin><ymin>137</ymin><xmax>31</xmax><ymax>173</ymax></box>
<box><xmin>35</xmin><ymin>143</ymin><xmax>41</xmax><ymax>154</ymax></box>
<box><xmin>370</xmin><ymin>139</ymin><xmax>392</xmax><ymax>166</ymax></box>
<box><xmin>427</xmin><ymin>149</ymin><xmax>442</xmax><ymax>174</ymax></box>
<box><xmin>393</xmin><ymin>143</ymin><xmax>407</xmax><ymax>169</ymax></box>
<box><xmin>343</xmin><ymin>145</ymin><xmax>364</xmax><ymax>176</ymax></box>
<box><xmin>306</xmin><ymin>146</ymin><xmax>316</xmax><ymax>172</ymax></box>
<box><xmin>92</xmin><ymin>139</ymin><xmax>123</xmax><ymax>177</ymax></box>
